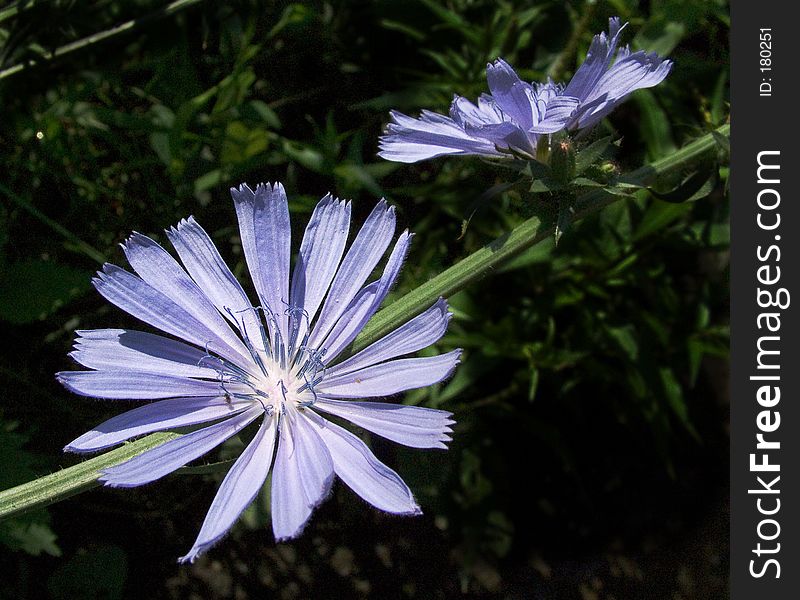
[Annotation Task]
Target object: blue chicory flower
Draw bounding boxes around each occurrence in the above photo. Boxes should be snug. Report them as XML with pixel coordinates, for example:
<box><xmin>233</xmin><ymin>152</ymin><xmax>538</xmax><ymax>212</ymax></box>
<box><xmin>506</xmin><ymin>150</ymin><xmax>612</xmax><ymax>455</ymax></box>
<box><xmin>58</xmin><ymin>183</ymin><xmax>460</xmax><ymax>563</ymax></box>
<box><xmin>561</xmin><ymin>17</ymin><xmax>673</xmax><ymax>130</ymax></box>
<box><xmin>378</xmin><ymin>17</ymin><xmax>673</xmax><ymax>163</ymax></box>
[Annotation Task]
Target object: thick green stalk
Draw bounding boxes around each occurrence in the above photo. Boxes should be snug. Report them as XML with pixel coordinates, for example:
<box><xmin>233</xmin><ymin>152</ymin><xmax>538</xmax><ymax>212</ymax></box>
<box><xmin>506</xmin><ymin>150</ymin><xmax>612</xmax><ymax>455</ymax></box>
<box><xmin>0</xmin><ymin>433</ymin><xmax>178</xmax><ymax>519</ymax></box>
<box><xmin>0</xmin><ymin>124</ymin><xmax>727</xmax><ymax>522</ymax></box>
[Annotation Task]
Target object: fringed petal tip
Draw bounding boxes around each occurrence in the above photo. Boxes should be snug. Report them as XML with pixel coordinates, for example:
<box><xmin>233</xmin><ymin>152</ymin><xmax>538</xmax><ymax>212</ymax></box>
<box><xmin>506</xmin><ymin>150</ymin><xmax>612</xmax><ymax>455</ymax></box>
<box><xmin>253</xmin><ymin>181</ymin><xmax>285</xmax><ymax>197</ymax></box>
<box><xmin>229</xmin><ymin>181</ymin><xmax>286</xmax><ymax>199</ymax></box>
<box><xmin>177</xmin><ymin>538</ymin><xmax>221</xmax><ymax>564</ymax></box>
<box><xmin>97</xmin><ymin>473</ymin><xmax>142</xmax><ymax>489</ymax></box>
<box><xmin>91</xmin><ymin>263</ymin><xmax>113</xmax><ymax>283</ymax></box>
<box><xmin>274</xmin><ymin>529</ymin><xmax>304</xmax><ymax>544</ymax></box>
<box><xmin>393</xmin><ymin>504</ymin><xmax>423</xmax><ymax>517</ymax></box>
<box><xmin>54</xmin><ymin>371</ymin><xmax>76</xmax><ymax>393</ymax></box>
<box><xmin>486</xmin><ymin>57</ymin><xmax>515</xmax><ymax>73</ymax></box>
<box><xmin>272</xmin><ymin>487</ymin><xmax>334</xmax><ymax>542</ymax></box>
<box><xmin>62</xmin><ymin>439</ymin><xmax>106</xmax><ymax>454</ymax></box>
<box><xmin>318</xmin><ymin>191</ymin><xmax>350</xmax><ymax>207</ymax></box>
<box><xmin>177</xmin><ymin>551</ymin><xmax>199</xmax><ymax>565</ymax></box>
<box><xmin>450</xmin><ymin>348</ymin><xmax>464</xmax><ymax>366</ymax></box>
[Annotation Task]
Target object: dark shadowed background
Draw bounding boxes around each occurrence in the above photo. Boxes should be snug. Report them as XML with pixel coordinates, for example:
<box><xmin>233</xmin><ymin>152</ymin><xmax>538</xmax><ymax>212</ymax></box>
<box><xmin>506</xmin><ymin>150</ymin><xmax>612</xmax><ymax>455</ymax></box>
<box><xmin>0</xmin><ymin>0</ymin><xmax>729</xmax><ymax>598</ymax></box>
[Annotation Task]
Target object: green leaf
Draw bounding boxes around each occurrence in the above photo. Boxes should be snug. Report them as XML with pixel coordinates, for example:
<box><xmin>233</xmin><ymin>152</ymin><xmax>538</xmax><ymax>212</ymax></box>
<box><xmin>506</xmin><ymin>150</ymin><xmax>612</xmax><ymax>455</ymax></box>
<box><xmin>530</xmin><ymin>178</ymin><xmax>563</xmax><ymax>193</ymax></box>
<box><xmin>2</xmin><ymin>521</ymin><xmax>61</xmax><ymax>556</ymax></box>
<box><xmin>525</xmin><ymin>159</ymin><xmax>553</xmax><ymax>180</ymax></box>
<box><xmin>246</xmin><ymin>100</ymin><xmax>281</xmax><ymax>129</ymax></box>
<box><xmin>575</xmin><ymin>135</ymin><xmax>613</xmax><ymax>175</ymax></box>
<box><xmin>635</xmin><ymin>90</ymin><xmax>676</xmax><ymax>161</ymax></box>
<box><xmin>711</xmin><ymin>130</ymin><xmax>730</xmax><ymax>154</ymax></box>
<box><xmin>648</xmin><ymin>165</ymin><xmax>716</xmax><ymax>204</ymax></box>
<box><xmin>437</xmin><ymin>354</ymin><xmax>493</xmax><ymax>404</ymax></box>
<box><xmin>333</xmin><ymin>163</ymin><xmax>386</xmax><ymax>197</ymax></box>
<box><xmin>633</xmin><ymin>201</ymin><xmax>692</xmax><ymax>241</ymax></box>
<box><xmin>418</xmin><ymin>0</ymin><xmax>481</xmax><ymax>44</ymax></box>
<box><xmin>240</xmin><ymin>477</ymin><xmax>272</xmax><ymax>530</ymax></box>
<box><xmin>554</xmin><ymin>200</ymin><xmax>573</xmax><ymax>245</ymax></box>
<box><xmin>221</xmin><ymin>121</ymin><xmax>270</xmax><ymax>164</ymax></box>
<box><xmin>176</xmin><ymin>458</ymin><xmax>236</xmax><ymax>476</ymax></box>
<box><xmin>659</xmin><ymin>367</ymin><xmax>698</xmax><ymax>439</ymax></box>
<box><xmin>148</xmin><ymin>131</ymin><xmax>172</xmax><ymax>166</ymax></box>
<box><xmin>193</xmin><ymin>169</ymin><xmax>223</xmax><ymax>195</ymax></box>
<box><xmin>380</xmin><ymin>19</ymin><xmax>427</xmax><ymax>41</ymax></box>
<box><xmin>606</xmin><ymin>325</ymin><xmax>639</xmax><ymax>361</ymax></box>
<box><xmin>687</xmin><ymin>339</ymin><xmax>704</xmax><ymax>387</ymax></box>
<box><xmin>634</xmin><ymin>19</ymin><xmax>686</xmax><ymax>56</ymax></box>
<box><xmin>281</xmin><ymin>139</ymin><xmax>325</xmax><ymax>172</ymax></box>
<box><xmin>528</xmin><ymin>368</ymin><xmax>540</xmax><ymax>402</ymax></box>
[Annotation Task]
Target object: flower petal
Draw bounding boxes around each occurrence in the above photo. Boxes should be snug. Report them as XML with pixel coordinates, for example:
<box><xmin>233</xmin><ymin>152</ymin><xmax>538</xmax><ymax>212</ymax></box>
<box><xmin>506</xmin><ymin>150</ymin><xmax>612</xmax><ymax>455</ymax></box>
<box><xmin>252</xmin><ymin>182</ymin><xmax>292</xmax><ymax>343</ymax></box>
<box><xmin>56</xmin><ymin>371</ymin><xmax>229</xmax><ymax>400</ymax></box>
<box><xmin>316</xmin><ymin>349</ymin><xmax>461</xmax><ymax>399</ymax></box>
<box><xmin>462</xmin><ymin>120</ymin><xmax>535</xmax><ymax>155</ymax></box>
<box><xmin>317</xmin><ymin>281</ymin><xmax>378</xmax><ymax>362</ymax></box>
<box><xmin>99</xmin><ymin>405</ymin><xmax>262</xmax><ymax>487</ymax></box>
<box><xmin>326</xmin><ymin>298</ymin><xmax>451</xmax><ymax>377</ymax></box>
<box><xmin>378</xmin><ymin>110</ymin><xmax>502</xmax><ymax>163</ymax></box>
<box><xmin>65</xmin><ymin>396</ymin><xmax>250</xmax><ymax>453</ymax></box>
<box><xmin>179</xmin><ymin>415</ymin><xmax>277</xmax><ymax>563</ymax></box>
<box><xmin>270</xmin><ymin>410</ymin><xmax>334</xmax><ymax>541</ymax></box>
<box><xmin>289</xmin><ymin>194</ymin><xmax>351</xmax><ymax>349</ymax></box>
<box><xmin>529</xmin><ymin>95</ymin><xmax>580</xmax><ymax>134</ymax></box>
<box><xmin>308</xmin><ymin>200</ymin><xmax>396</xmax><ymax>349</ymax></box>
<box><xmin>70</xmin><ymin>329</ymin><xmax>218</xmax><ymax>379</ymax></box>
<box><xmin>572</xmin><ymin>51</ymin><xmax>672</xmax><ymax>130</ymax></box>
<box><xmin>320</xmin><ymin>231</ymin><xmax>413</xmax><ymax>362</ymax></box>
<box><xmin>231</xmin><ymin>182</ymin><xmax>292</xmax><ymax>347</ymax></box>
<box><xmin>315</xmin><ymin>398</ymin><xmax>454</xmax><ymax>449</ymax></box>
<box><xmin>306</xmin><ymin>412</ymin><xmax>420</xmax><ymax>514</ymax></box>
<box><xmin>486</xmin><ymin>58</ymin><xmax>536</xmax><ymax>129</ymax></box>
<box><xmin>93</xmin><ymin>264</ymin><xmax>254</xmax><ymax>373</ymax></box>
<box><xmin>166</xmin><ymin>217</ymin><xmax>264</xmax><ymax>350</ymax></box>
<box><xmin>122</xmin><ymin>233</ymin><xmax>252</xmax><ymax>367</ymax></box>
<box><xmin>564</xmin><ymin>17</ymin><xmax>626</xmax><ymax>101</ymax></box>
<box><xmin>449</xmin><ymin>94</ymin><xmax>504</xmax><ymax>127</ymax></box>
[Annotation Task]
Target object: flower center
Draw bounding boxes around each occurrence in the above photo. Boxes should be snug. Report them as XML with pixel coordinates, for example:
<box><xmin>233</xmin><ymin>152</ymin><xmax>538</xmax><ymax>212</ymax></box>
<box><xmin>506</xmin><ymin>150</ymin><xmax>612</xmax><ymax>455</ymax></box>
<box><xmin>201</xmin><ymin>303</ymin><xmax>326</xmax><ymax>414</ymax></box>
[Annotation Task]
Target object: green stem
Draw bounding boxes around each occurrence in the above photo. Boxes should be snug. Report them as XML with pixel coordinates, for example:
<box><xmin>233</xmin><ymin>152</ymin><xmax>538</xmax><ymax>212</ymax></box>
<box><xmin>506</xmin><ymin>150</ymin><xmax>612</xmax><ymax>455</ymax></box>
<box><xmin>0</xmin><ymin>0</ymin><xmax>206</xmax><ymax>81</ymax></box>
<box><xmin>0</xmin><ymin>433</ymin><xmax>178</xmax><ymax>520</ymax></box>
<box><xmin>0</xmin><ymin>124</ymin><xmax>728</xmax><ymax>522</ymax></box>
